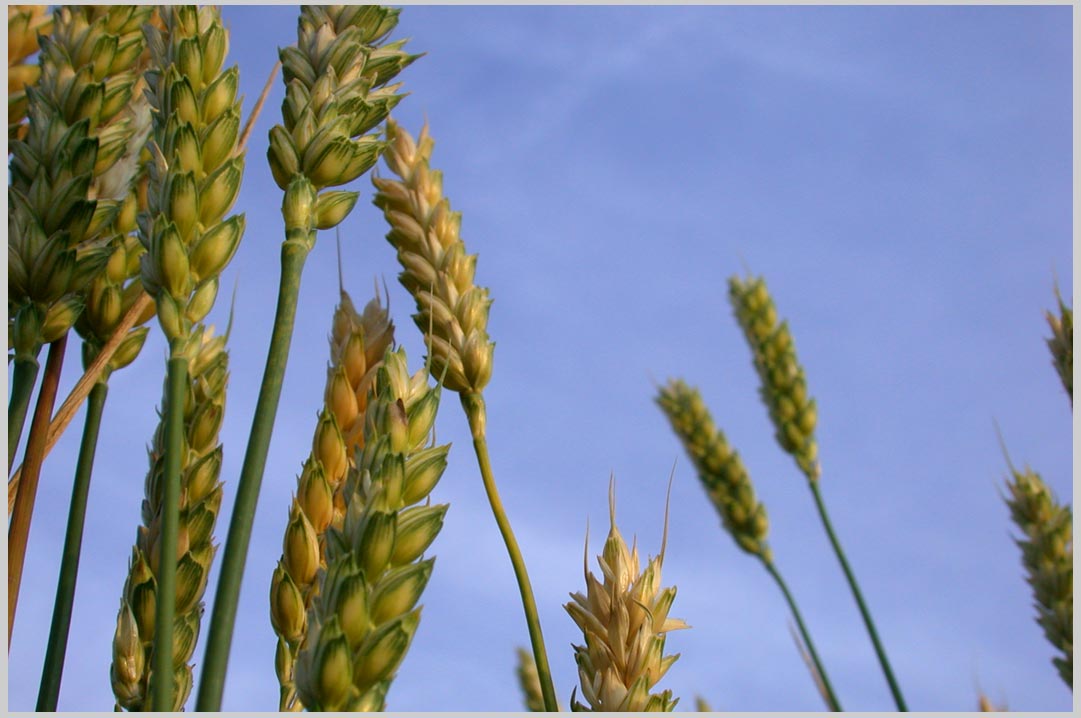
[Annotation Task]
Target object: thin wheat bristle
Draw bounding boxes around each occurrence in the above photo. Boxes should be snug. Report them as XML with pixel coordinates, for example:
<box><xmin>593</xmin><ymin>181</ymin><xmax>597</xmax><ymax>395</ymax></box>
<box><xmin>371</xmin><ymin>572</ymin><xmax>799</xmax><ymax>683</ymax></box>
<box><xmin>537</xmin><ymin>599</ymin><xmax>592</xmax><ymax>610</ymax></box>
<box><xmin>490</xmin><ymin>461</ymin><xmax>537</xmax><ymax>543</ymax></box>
<box><xmin>1045</xmin><ymin>285</ymin><xmax>1072</xmax><ymax>404</ymax></box>
<box><xmin>271</xmin><ymin>290</ymin><xmax>394</xmax><ymax>711</ymax></box>
<box><xmin>372</xmin><ymin>119</ymin><xmax>495</xmax><ymax>395</ymax></box>
<box><xmin>294</xmin><ymin>346</ymin><xmax>449</xmax><ymax>711</ymax></box>
<box><xmin>655</xmin><ymin>379</ymin><xmax>771</xmax><ymax>562</ymax></box>
<box><xmin>110</xmin><ymin>325</ymin><xmax>229</xmax><ymax>710</ymax></box>
<box><xmin>728</xmin><ymin>274</ymin><xmax>819</xmax><ymax>481</ymax></box>
<box><xmin>1004</xmin><ymin>467</ymin><xmax>1073</xmax><ymax>688</ymax></box>
<box><xmin>565</xmin><ymin>481</ymin><xmax>688</xmax><ymax>712</ymax></box>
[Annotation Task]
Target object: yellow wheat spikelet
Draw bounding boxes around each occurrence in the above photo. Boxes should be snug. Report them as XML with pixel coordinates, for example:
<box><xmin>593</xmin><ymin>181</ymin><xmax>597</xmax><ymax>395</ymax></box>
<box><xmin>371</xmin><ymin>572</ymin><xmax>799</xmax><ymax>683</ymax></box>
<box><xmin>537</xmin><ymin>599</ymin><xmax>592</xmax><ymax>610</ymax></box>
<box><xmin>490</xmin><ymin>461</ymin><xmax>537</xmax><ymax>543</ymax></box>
<box><xmin>565</xmin><ymin>480</ymin><xmax>688</xmax><ymax>712</ymax></box>
<box><xmin>372</xmin><ymin>119</ymin><xmax>494</xmax><ymax>394</ymax></box>
<box><xmin>8</xmin><ymin>5</ymin><xmax>52</xmax><ymax>142</ymax></box>
<box><xmin>1045</xmin><ymin>285</ymin><xmax>1072</xmax><ymax>404</ymax></box>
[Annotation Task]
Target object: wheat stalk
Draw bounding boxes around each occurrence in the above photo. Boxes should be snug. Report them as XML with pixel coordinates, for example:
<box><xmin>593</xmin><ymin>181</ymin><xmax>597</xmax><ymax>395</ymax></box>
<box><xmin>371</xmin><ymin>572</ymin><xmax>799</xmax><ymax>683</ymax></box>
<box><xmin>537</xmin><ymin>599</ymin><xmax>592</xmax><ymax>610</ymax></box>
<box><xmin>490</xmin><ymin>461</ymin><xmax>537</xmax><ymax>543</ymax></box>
<box><xmin>294</xmin><ymin>347</ymin><xmax>449</xmax><ymax>710</ymax></box>
<box><xmin>1004</xmin><ymin>466</ymin><xmax>1073</xmax><ymax>687</ymax></box>
<box><xmin>199</xmin><ymin>11</ymin><xmax>416</xmax><ymax>707</ymax></box>
<box><xmin>110</xmin><ymin>325</ymin><xmax>229</xmax><ymax>711</ymax></box>
<box><xmin>566</xmin><ymin>480</ymin><xmax>687</xmax><ymax>712</ymax></box>
<box><xmin>272</xmin><ymin>290</ymin><xmax>394</xmax><ymax>711</ymax></box>
<box><xmin>136</xmin><ymin>6</ymin><xmax>248</xmax><ymax>708</ymax></box>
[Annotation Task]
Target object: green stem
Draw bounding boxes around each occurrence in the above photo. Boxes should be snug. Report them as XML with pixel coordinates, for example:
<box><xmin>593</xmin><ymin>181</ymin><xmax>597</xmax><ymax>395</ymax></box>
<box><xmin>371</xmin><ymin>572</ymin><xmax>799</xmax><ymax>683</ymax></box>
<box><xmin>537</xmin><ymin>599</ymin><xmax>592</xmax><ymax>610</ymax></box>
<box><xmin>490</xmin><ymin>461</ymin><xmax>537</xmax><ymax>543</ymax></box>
<box><xmin>197</xmin><ymin>241</ymin><xmax>310</xmax><ymax>711</ymax></box>
<box><xmin>37</xmin><ymin>380</ymin><xmax>109</xmax><ymax>711</ymax></box>
<box><xmin>9</xmin><ymin>334</ymin><xmax>67</xmax><ymax>646</ymax></box>
<box><xmin>762</xmin><ymin>558</ymin><xmax>842</xmax><ymax>711</ymax></box>
<box><xmin>8</xmin><ymin>356</ymin><xmax>40</xmax><ymax>473</ymax></box>
<box><xmin>809</xmin><ymin>480</ymin><xmax>907</xmax><ymax>711</ymax></box>
<box><xmin>460</xmin><ymin>392</ymin><xmax>558</xmax><ymax>712</ymax></box>
<box><xmin>152</xmin><ymin>356</ymin><xmax>188</xmax><ymax>711</ymax></box>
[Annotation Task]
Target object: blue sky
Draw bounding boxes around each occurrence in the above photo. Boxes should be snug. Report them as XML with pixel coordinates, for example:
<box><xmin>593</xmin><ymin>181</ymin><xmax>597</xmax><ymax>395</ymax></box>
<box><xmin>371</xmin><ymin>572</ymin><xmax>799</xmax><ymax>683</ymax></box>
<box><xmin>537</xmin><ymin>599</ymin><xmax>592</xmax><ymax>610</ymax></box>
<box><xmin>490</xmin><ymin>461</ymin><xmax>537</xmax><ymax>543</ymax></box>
<box><xmin>8</xmin><ymin>5</ymin><xmax>1073</xmax><ymax>712</ymax></box>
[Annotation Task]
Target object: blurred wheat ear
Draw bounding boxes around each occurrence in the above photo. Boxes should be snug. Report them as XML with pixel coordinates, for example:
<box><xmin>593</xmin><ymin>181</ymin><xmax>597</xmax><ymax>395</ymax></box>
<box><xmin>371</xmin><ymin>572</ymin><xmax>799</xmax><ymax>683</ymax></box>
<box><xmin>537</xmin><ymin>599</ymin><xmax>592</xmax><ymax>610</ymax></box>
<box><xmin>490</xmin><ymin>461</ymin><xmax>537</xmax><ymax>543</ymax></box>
<box><xmin>728</xmin><ymin>271</ymin><xmax>907</xmax><ymax>711</ymax></box>
<box><xmin>1004</xmin><ymin>465</ymin><xmax>1073</xmax><ymax>688</ymax></box>
<box><xmin>655</xmin><ymin>378</ymin><xmax>841</xmax><ymax>711</ymax></box>
<box><xmin>1045</xmin><ymin>284</ymin><xmax>1072</xmax><ymax>405</ymax></box>
<box><xmin>110</xmin><ymin>326</ymin><xmax>230</xmax><ymax>711</ymax></box>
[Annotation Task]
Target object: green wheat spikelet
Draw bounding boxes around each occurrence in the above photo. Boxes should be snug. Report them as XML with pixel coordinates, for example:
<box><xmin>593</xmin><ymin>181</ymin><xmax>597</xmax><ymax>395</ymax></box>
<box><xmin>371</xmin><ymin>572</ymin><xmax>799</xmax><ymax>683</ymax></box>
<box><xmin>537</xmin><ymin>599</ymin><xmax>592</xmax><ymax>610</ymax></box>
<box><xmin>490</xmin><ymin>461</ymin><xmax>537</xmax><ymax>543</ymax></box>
<box><xmin>268</xmin><ymin>5</ymin><xmax>417</xmax><ymax>247</ymax></box>
<box><xmin>8</xmin><ymin>5</ymin><xmax>154</xmax><ymax>365</ymax></box>
<box><xmin>294</xmin><ymin>347</ymin><xmax>449</xmax><ymax>711</ymax></box>
<box><xmin>110</xmin><ymin>325</ymin><xmax>230</xmax><ymax>710</ymax></box>
<box><xmin>1005</xmin><ymin>466</ymin><xmax>1073</xmax><ymax>688</ymax></box>
<box><xmin>655</xmin><ymin>379</ymin><xmax>771</xmax><ymax>561</ymax></box>
<box><xmin>138</xmin><ymin>5</ymin><xmax>246</xmax><ymax>356</ymax></box>
<box><xmin>729</xmin><ymin>274</ymin><xmax>819</xmax><ymax>481</ymax></box>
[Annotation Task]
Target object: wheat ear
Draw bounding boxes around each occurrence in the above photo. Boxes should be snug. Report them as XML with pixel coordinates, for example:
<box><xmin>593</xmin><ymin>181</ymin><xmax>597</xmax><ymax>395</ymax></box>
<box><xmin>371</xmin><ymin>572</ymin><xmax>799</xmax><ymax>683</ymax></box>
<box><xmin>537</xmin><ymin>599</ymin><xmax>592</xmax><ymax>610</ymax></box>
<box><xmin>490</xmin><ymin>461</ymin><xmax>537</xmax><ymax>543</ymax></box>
<box><xmin>271</xmin><ymin>290</ymin><xmax>394</xmax><ymax>711</ymax></box>
<box><xmin>294</xmin><ymin>347</ymin><xmax>449</xmax><ymax>710</ymax></box>
<box><xmin>1004</xmin><ymin>466</ymin><xmax>1073</xmax><ymax>687</ymax></box>
<box><xmin>1045</xmin><ymin>284</ymin><xmax>1072</xmax><ymax>404</ymax></box>
<box><xmin>655</xmin><ymin>378</ymin><xmax>841</xmax><ymax>710</ymax></box>
<box><xmin>110</xmin><ymin>325</ymin><xmax>229</xmax><ymax>710</ymax></box>
<box><xmin>516</xmin><ymin>646</ymin><xmax>565</xmax><ymax>711</ymax></box>
<box><xmin>566</xmin><ymin>480</ymin><xmax>688</xmax><ymax>711</ymax></box>
<box><xmin>373</xmin><ymin>119</ymin><xmax>559</xmax><ymax>710</ymax></box>
<box><xmin>8</xmin><ymin>3</ymin><xmax>156</xmax><ymax>644</ymax></box>
<box><xmin>728</xmin><ymin>274</ymin><xmax>818</xmax><ymax>480</ymax></box>
<box><xmin>728</xmin><ymin>272</ymin><xmax>907</xmax><ymax>710</ymax></box>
